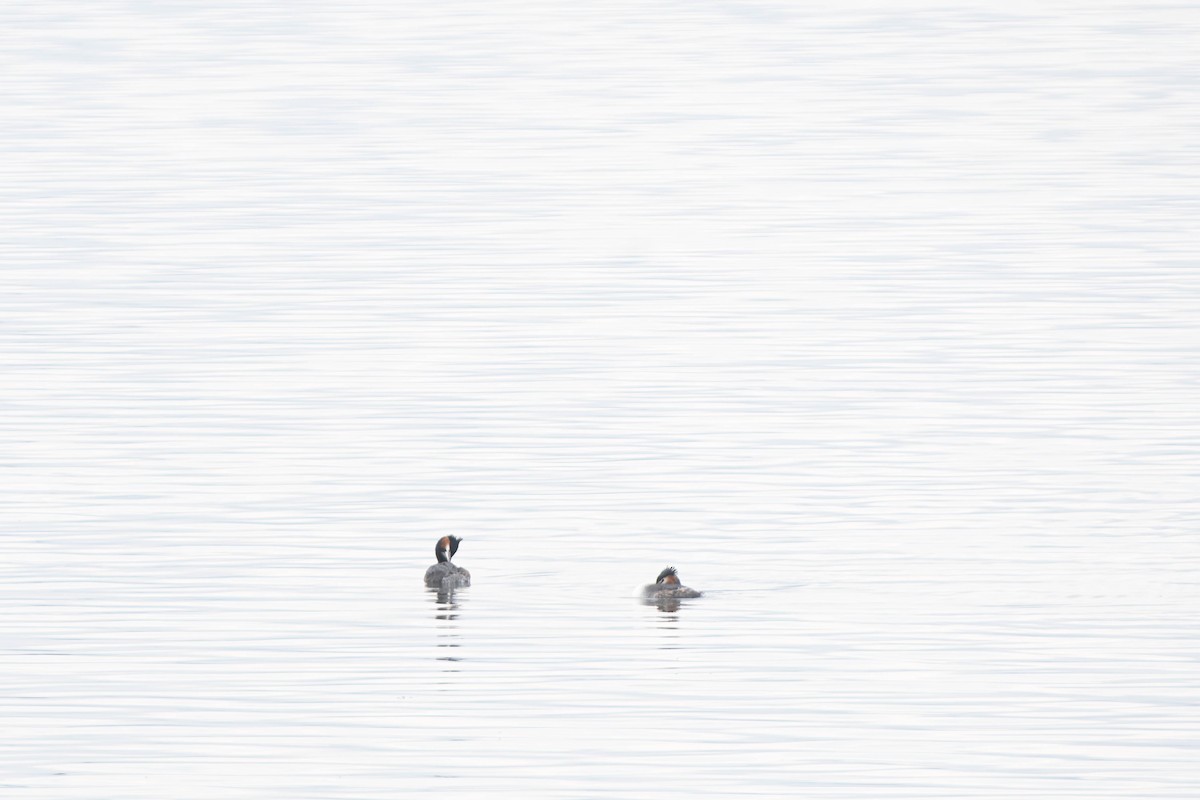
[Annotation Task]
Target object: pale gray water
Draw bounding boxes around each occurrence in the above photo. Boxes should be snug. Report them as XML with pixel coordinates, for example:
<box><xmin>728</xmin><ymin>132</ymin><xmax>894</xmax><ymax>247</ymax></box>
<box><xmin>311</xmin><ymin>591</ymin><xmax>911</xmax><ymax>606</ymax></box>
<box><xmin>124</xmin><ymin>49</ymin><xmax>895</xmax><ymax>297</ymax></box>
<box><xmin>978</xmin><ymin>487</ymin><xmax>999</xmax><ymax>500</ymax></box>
<box><xmin>3</xmin><ymin>2</ymin><xmax>1199</xmax><ymax>797</ymax></box>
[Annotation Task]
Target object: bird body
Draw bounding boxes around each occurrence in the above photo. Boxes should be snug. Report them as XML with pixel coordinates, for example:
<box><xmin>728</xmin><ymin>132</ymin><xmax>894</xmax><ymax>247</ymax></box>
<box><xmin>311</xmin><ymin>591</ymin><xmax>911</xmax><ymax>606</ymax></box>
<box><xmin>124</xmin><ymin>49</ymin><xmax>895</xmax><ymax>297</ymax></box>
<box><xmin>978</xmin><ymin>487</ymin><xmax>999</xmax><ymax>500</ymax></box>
<box><xmin>642</xmin><ymin>566</ymin><xmax>701</xmax><ymax>600</ymax></box>
<box><xmin>424</xmin><ymin>535</ymin><xmax>470</xmax><ymax>589</ymax></box>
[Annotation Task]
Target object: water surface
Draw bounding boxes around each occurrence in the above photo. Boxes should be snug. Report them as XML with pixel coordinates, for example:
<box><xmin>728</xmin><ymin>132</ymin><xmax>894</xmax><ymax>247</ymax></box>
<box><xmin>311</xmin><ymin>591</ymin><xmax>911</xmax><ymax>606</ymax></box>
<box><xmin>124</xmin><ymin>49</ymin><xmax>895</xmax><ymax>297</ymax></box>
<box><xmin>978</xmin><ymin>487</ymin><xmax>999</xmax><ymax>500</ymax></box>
<box><xmin>2</xmin><ymin>2</ymin><xmax>1199</xmax><ymax>797</ymax></box>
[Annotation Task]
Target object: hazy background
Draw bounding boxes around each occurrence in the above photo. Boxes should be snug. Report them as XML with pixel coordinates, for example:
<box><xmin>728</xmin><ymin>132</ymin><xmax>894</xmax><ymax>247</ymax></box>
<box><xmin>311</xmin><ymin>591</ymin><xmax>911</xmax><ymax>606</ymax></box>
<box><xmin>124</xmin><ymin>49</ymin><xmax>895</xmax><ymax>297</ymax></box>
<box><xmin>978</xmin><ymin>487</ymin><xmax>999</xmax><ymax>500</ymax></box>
<box><xmin>3</xmin><ymin>2</ymin><xmax>1198</xmax><ymax>797</ymax></box>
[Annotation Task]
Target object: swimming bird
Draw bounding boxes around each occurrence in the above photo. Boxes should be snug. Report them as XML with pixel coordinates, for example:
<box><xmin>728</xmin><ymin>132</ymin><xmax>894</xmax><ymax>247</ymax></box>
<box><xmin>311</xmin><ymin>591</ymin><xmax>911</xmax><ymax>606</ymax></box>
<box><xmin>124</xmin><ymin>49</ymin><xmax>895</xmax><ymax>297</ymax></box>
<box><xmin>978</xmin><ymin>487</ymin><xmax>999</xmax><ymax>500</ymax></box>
<box><xmin>642</xmin><ymin>566</ymin><xmax>701</xmax><ymax>601</ymax></box>
<box><xmin>424</xmin><ymin>535</ymin><xmax>471</xmax><ymax>589</ymax></box>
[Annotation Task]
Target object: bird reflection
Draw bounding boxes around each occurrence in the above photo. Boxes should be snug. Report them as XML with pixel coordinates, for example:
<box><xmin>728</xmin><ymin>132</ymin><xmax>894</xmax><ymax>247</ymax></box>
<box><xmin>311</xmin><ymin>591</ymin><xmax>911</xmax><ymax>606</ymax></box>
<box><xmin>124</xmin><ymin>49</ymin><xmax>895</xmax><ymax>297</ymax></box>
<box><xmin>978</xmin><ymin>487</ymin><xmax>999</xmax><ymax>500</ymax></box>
<box><xmin>643</xmin><ymin>604</ymin><xmax>682</xmax><ymax>650</ymax></box>
<box><xmin>647</xmin><ymin>597</ymin><xmax>683</xmax><ymax>614</ymax></box>
<box><xmin>428</xmin><ymin>585</ymin><xmax>466</xmax><ymax>666</ymax></box>
<box><xmin>430</xmin><ymin>584</ymin><xmax>463</xmax><ymax>609</ymax></box>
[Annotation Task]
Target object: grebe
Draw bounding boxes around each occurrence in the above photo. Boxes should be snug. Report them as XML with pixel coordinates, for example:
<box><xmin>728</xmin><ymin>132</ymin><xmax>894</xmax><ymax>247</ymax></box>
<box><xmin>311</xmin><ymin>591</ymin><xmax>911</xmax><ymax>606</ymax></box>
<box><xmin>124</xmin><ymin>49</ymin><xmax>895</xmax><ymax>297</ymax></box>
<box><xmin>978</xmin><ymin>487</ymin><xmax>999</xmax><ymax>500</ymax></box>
<box><xmin>424</xmin><ymin>536</ymin><xmax>471</xmax><ymax>589</ymax></box>
<box><xmin>643</xmin><ymin>566</ymin><xmax>701</xmax><ymax>600</ymax></box>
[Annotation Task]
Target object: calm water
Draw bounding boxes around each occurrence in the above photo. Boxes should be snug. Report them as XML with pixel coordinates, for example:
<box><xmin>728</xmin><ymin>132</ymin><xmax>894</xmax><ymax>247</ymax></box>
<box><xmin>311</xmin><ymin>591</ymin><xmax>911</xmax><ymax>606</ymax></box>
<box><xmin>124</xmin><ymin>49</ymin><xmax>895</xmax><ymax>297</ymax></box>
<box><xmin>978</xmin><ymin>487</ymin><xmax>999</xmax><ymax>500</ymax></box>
<box><xmin>3</xmin><ymin>2</ymin><xmax>1199</xmax><ymax>797</ymax></box>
